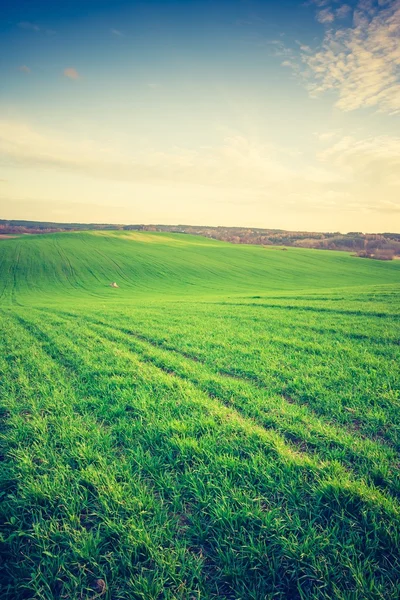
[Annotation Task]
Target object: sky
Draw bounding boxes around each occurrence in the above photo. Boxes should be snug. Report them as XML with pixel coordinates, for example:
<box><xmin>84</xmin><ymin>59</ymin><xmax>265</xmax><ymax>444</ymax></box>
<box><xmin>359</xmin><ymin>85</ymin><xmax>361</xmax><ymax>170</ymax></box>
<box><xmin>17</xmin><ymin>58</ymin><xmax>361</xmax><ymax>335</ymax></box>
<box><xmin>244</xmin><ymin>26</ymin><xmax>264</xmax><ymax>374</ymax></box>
<box><xmin>0</xmin><ymin>0</ymin><xmax>399</xmax><ymax>232</ymax></box>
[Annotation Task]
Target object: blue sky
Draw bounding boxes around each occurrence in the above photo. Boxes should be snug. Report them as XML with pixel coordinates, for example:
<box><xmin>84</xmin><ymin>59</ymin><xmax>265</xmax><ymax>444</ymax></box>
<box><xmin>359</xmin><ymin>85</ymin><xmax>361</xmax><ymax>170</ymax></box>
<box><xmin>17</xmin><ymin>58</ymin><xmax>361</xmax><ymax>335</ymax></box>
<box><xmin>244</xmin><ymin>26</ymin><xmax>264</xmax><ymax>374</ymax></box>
<box><xmin>1</xmin><ymin>0</ymin><xmax>399</xmax><ymax>231</ymax></box>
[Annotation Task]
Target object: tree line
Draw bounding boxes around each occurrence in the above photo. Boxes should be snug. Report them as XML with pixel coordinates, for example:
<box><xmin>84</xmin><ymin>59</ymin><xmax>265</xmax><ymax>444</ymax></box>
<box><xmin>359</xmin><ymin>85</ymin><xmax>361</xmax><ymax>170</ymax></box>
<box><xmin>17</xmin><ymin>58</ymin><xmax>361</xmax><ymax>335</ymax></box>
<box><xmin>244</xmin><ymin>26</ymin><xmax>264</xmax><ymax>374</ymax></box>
<box><xmin>1</xmin><ymin>220</ymin><xmax>399</xmax><ymax>259</ymax></box>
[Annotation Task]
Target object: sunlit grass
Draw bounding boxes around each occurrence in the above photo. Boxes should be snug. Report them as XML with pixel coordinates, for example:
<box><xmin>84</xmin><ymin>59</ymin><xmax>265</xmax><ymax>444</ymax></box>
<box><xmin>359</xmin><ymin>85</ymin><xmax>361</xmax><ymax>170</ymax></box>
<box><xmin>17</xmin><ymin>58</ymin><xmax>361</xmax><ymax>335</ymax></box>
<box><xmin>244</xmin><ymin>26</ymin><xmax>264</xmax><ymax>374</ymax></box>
<box><xmin>0</xmin><ymin>232</ymin><xmax>399</xmax><ymax>599</ymax></box>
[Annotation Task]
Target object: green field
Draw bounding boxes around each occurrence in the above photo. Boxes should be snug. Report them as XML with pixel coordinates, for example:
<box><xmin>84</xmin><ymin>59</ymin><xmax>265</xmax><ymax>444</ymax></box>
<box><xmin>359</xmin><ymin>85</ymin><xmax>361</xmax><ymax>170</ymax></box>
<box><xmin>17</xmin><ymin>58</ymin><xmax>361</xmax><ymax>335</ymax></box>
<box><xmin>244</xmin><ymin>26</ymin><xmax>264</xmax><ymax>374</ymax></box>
<box><xmin>1</xmin><ymin>231</ymin><xmax>400</xmax><ymax>599</ymax></box>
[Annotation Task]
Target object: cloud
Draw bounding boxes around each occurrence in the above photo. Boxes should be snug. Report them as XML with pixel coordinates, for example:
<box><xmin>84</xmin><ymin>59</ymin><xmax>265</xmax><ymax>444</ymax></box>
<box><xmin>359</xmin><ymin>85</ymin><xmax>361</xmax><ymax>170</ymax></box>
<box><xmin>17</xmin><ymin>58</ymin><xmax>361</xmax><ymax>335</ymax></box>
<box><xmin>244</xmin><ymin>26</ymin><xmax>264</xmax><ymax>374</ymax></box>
<box><xmin>0</xmin><ymin>119</ymin><xmax>336</xmax><ymax>190</ymax></box>
<box><xmin>111</xmin><ymin>28</ymin><xmax>124</xmax><ymax>37</ymax></box>
<box><xmin>17</xmin><ymin>21</ymin><xmax>56</xmax><ymax>35</ymax></box>
<box><xmin>1</xmin><ymin>119</ymin><xmax>399</xmax><ymax>229</ymax></box>
<box><xmin>266</xmin><ymin>39</ymin><xmax>296</xmax><ymax>58</ymax></box>
<box><xmin>302</xmin><ymin>0</ymin><xmax>400</xmax><ymax>114</ymax></box>
<box><xmin>314</xmin><ymin>130</ymin><xmax>340</xmax><ymax>141</ymax></box>
<box><xmin>18</xmin><ymin>21</ymin><xmax>40</xmax><ymax>32</ymax></box>
<box><xmin>315</xmin><ymin>132</ymin><xmax>400</xmax><ymax>216</ymax></box>
<box><xmin>313</xmin><ymin>2</ymin><xmax>352</xmax><ymax>22</ymax></box>
<box><xmin>281</xmin><ymin>59</ymin><xmax>302</xmax><ymax>75</ymax></box>
<box><xmin>19</xmin><ymin>65</ymin><xmax>31</xmax><ymax>73</ymax></box>
<box><xmin>319</xmin><ymin>134</ymin><xmax>400</xmax><ymax>180</ymax></box>
<box><xmin>1</xmin><ymin>118</ymin><xmax>399</xmax><ymax>226</ymax></box>
<box><xmin>317</xmin><ymin>133</ymin><xmax>400</xmax><ymax>215</ymax></box>
<box><xmin>63</xmin><ymin>67</ymin><xmax>80</xmax><ymax>80</ymax></box>
<box><xmin>316</xmin><ymin>8</ymin><xmax>335</xmax><ymax>23</ymax></box>
<box><xmin>336</xmin><ymin>4</ymin><xmax>352</xmax><ymax>18</ymax></box>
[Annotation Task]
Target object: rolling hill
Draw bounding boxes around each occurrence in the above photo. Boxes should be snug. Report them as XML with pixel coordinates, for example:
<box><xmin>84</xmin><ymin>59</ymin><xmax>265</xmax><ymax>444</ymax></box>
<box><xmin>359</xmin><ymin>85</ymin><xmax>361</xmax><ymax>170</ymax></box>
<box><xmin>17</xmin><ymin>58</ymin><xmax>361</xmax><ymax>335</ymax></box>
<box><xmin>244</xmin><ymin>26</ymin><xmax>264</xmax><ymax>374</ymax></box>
<box><xmin>0</xmin><ymin>231</ymin><xmax>400</xmax><ymax>599</ymax></box>
<box><xmin>0</xmin><ymin>230</ymin><xmax>399</xmax><ymax>305</ymax></box>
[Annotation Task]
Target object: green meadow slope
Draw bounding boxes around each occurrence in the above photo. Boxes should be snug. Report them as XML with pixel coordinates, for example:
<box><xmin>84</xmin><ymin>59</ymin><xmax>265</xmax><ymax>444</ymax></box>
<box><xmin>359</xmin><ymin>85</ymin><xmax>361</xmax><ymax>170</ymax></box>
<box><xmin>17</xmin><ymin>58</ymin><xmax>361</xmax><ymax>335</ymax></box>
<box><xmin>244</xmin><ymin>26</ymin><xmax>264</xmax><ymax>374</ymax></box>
<box><xmin>1</xmin><ymin>231</ymin><xmax>400</xmax><ymax>600</ymax></box>
<box><xmin>0</xmin><ymin>230</ymin><xmax>399</xmax><ymax>304</ymax></box>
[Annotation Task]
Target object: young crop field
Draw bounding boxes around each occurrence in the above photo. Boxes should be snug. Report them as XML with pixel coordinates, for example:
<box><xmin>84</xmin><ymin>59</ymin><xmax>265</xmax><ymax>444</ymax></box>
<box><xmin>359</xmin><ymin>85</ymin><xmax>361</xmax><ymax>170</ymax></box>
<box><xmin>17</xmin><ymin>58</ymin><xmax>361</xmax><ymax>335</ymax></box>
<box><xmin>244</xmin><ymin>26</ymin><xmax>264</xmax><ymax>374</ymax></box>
<box><xmin>1</xmin><ymin>231</ymin><xmax>400</xmax><ymax>599</ymax></box>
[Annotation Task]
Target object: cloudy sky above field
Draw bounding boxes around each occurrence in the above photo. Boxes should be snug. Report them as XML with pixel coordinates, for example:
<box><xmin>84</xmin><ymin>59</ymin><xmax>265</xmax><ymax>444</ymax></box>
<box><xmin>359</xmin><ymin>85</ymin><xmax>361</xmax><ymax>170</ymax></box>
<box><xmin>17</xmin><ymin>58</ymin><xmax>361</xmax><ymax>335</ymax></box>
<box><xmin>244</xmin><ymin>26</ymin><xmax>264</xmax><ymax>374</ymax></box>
<box><xmin>1</xmin><ymin>0</ymin><xmax>399</xmax><ymax>232</ymax></box>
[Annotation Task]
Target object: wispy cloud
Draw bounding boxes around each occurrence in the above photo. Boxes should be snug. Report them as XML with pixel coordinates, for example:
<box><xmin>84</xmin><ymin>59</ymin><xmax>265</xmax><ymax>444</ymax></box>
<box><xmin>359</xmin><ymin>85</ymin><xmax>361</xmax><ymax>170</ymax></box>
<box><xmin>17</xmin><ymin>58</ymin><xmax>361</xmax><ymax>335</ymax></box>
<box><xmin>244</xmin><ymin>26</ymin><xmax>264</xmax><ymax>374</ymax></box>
<box><xmin>63</xmin><ymin>68</ymin><xmax>80</xmax><ymax>80</ymax></box>
<box><xmin>18</xmin><ymin>21</ymin><xmax>56</xmax><ymax>35</ymax></box>
<box><xmin>312</xmin><ymin>1</ymin><xmax>352</xmax><ymax>22</ymax></box>
<box><xmin>111</xmin><ymin>28</ymin><xmax>124</xmax><ymax>37</ymax></box>
<box><xmin>316</xmin><ymin>8</ymin><xmax>335</xmax><ymax>23</ymax></box>
<box><xmin>314</xmin><ymin>130</ymin><xmax>340</xmax><ymax>141</ymax></box>
<box><xmin>18</xmin><ymin>21</ymin><xmax>40</xmax><ymax>32</ymax></box>
<box><xmin>1</xmin><ymin>119</ymin><xmax>398</xmax><ymax>227</ymax></box>
<box><xmin>319</xmin><ymin>134</ymin><xmax>400</xmax><ymax>183</ymax></box>
<box><xmin>0</xmin><ymin>119</ymin><xmax>335</xmax><ymax>189</ymax></box>
<box><xmin>302</xmin><ymin>0</ymin><xmax>400</xmax><ymax>114</ymax></box>
<box><xmin>19</xmin><ymin>65</ymin><xmax>31</xmax><ymax>74</ymax></box>
<box><xmin>336</xmin><ymin>4</ymin><xmax>352</xmax><ymax>19</ymax></box>
<box><xmin>267</xmin><ymin>39</ymin><xmax>296</xmax><ymax>58</ymax></box>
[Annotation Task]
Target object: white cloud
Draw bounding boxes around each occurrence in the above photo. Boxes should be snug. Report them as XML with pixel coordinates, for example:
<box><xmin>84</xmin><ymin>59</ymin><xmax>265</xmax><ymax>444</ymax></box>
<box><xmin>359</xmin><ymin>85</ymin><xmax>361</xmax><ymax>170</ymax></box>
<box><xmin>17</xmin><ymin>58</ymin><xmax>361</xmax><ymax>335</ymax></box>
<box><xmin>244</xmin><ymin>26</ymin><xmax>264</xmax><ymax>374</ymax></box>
<box><xmin>317</xmin><ymin>8</ymin><xmax>336</xmax><ymax>23</ymax></box>
<box><xmin>315</xmin><ymin>3</ymin><xmax>352</xmax><ymax>22</ymax></box>
<box><xmin>336</xmin><ymin>4</ymin><xmax>352</xmax><ymax>18</ymax></box>
<box><xmin>314</xmin><ymin>130</ymin><xmax>340</xmax><ymax>141</ymax></box>
<box><xmin>303</xmin><ymin>0</ymin><xmax>400</xmax><ymax>114</ymax></box>
<box><xmin>266</xmin><ymin>39</ymin><xmax>297</xmax><ymax>58</ymax></box>
<box><xmin>1</xmin><ymin>119</ymin><xmax>399</xmax><ymax>225</ymax></box>
<box><xmin>314</xmin><ymin>133</ymin><xmax>400</xmax><ymax>217</ymax></box>
<box><xmin>319</xmin><ymin>134</ymin><xmax>400</xmax><ymax>179</ymax></box>
<box><xmin>63</xmin><ymin>67</ymin><xmax>80</xmax><ymax>80</ymax></box>
<box><xmin>0</xmin><ymin>119</ymin><xmax>336</xmax><ymax>189</ymax></box>
<box><xmin>111</xmin><ymin>28</ymin><xmax>124</xmax><ymax>37</ymax></box>
<box><xmin>317</xmin><ymin>134</ymin><xmax>400</xmax><ymax>215</ymax></box>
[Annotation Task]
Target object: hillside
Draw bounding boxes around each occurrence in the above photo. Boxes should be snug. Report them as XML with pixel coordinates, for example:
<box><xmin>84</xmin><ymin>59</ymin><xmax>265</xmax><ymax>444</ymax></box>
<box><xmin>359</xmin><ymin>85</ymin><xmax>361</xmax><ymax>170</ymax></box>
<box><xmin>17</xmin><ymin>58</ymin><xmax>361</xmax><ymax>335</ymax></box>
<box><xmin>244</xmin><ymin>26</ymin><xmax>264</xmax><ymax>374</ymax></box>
<box><xmin>1</xmin><ymin>231</ymin><xmax>400</xmax><ymax>599</ymax></box>
<box><xmin>0</xmin><ymin>230</ymin><xmax>399</xmax><ymax>305</ymax></box>
<box><xmin>1</xmin><ymin>220</ymin><xmax>400</xmax><ymax>257</ymax></box>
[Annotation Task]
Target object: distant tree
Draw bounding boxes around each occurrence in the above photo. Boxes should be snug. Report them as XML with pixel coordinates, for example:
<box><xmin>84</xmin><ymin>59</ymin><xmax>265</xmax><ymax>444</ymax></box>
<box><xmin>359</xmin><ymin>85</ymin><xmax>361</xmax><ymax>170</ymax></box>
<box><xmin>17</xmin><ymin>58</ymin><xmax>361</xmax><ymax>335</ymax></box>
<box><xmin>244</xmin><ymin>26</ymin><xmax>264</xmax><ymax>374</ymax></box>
<box><xmin>373</xmin><ymin>249</ymin><xmax>395</xmax><ymax>260</ymax></box>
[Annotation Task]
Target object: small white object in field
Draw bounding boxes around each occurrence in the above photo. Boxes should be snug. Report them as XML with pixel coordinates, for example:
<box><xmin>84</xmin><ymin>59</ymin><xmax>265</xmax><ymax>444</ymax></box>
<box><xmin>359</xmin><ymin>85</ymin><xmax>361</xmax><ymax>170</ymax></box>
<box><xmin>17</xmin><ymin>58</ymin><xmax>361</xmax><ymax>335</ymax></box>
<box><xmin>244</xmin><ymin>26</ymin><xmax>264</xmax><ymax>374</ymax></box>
<box><xmin>110</xmin><ymin>282</ymin><xmax>119</xmax><ymax>288</ymax></box>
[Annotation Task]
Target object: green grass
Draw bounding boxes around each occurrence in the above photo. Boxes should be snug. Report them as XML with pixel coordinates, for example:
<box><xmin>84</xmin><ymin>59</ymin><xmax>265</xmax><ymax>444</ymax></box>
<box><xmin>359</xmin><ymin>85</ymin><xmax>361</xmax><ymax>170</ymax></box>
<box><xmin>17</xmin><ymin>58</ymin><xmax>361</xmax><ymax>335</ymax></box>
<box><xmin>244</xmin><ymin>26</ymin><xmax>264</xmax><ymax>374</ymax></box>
<box><xmin>0</xmin><ymin>231</ymin><xmax>399</xmax><ymax>599</ymax></box>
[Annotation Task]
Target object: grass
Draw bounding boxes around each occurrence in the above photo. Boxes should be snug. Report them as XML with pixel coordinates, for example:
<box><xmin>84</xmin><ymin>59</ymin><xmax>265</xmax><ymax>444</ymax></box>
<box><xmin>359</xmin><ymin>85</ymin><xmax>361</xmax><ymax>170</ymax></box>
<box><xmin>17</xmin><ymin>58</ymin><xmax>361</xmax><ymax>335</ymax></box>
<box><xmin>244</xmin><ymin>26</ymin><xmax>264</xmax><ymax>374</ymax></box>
<box><xmin>0</xmin><ymin>231</ymin><xmax>399</xmax><ymax>599</ymax></box>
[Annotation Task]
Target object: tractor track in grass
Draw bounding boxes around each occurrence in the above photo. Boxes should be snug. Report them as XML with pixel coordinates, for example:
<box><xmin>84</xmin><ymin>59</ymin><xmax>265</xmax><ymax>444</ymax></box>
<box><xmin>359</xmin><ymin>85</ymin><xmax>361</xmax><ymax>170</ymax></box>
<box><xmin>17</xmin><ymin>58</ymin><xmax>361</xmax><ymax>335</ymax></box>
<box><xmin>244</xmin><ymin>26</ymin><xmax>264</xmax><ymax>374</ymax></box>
<box><xmin>0</xmin><ymin>317</ymin><xmax>239</xmax><ymax>600</ymax></box>
<box><xmin>13</xmin><ymin>311</ymin><xmax>312</xmax><ymax>461</ymax></box>
<box><xmin>52</xmin><ymin>309</ymin><xmax>400</xmax><ymax>441</ymax></box>
<box><xmin>216</xmin><ymin>301</ymin><xmax>400</xmax><ymax>320</ymax></box>
<box><xmin>80</xmin><ymin>318</ymin><xmax>400</xmax><ymax>498</ymax></box>
<box><xmin>36</xmin><ymin>307</ymin><xmax>382</xmax><ymax>410</ymax></box>
<box><xmin>2</xmin><ymin>315</ymin><xmax>256</xmax><ymax>600</ymax></box>
<box><xmin>8</xmin><ymin>313</ymin><xmax>371</xmax><ymax>600</ymax></box>
<box><xmin>13</xmin><ymin>310</ymin><xmax>348</xmax><ymax>484</ymax></box>
<box><xmin>30</xmin><ymin>308</ymin><xmax>400</xmax><ymax>500</ymax></box>
<box><xmin>195</xmin><ymin>309</ymin><xmax>400</xmax><ymax>349</ymax></box>
<box><xmin>7</xmin><ymin>312</ymin><xmax>400</xmax><ymax>600</ymax></box>
<box><xmin>14</xmin><ymin>312</ymin><xmax>316</xmax><ymax>462</ymax></box>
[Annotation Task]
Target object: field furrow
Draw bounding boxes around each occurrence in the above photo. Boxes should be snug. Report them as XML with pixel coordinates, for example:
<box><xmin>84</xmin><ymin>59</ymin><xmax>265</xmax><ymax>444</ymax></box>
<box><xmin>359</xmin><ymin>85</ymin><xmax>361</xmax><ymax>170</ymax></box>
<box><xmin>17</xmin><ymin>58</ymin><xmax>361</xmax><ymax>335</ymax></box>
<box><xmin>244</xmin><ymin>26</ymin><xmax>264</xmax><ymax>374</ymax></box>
<box><xmin>46</xmin><ymin>309</ymin><xmax>399</xmax><ymax>498</ymax></box>
<box><xmin>1</xmin><ymin>314</ymin><xmax>215</xmax><ymax>599</ymax></box>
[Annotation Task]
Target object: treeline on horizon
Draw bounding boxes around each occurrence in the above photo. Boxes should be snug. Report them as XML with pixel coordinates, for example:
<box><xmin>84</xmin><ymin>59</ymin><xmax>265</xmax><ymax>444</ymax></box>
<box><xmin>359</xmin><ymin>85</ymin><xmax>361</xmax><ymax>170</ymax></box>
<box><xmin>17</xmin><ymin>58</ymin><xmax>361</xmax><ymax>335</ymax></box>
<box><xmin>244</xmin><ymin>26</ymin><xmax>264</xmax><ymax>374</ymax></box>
<box><xmin>1</xmin><ymin>219</ymin><xmax>400</xmax><ymax>259</ymax></box>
